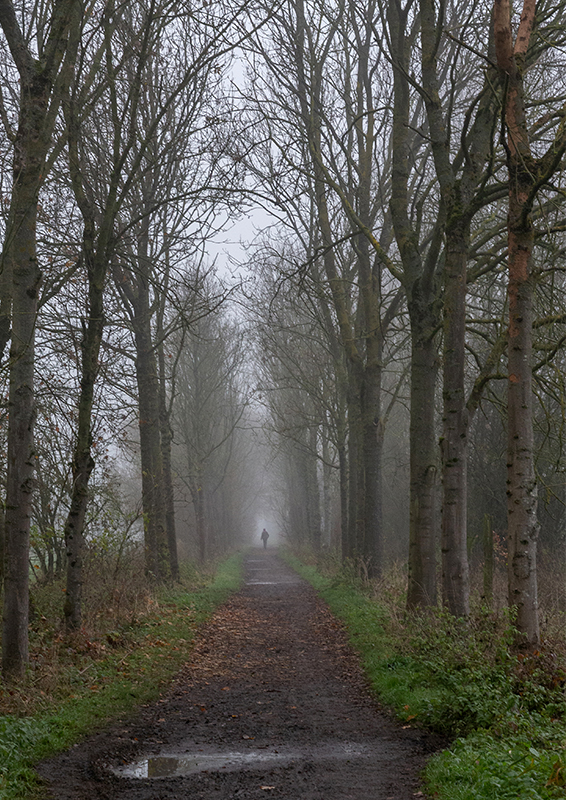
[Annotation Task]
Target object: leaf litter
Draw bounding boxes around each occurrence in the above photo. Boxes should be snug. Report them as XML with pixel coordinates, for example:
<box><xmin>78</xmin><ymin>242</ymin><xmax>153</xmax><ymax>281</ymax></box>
<box><xmin>38</xmin><ymin>551</ymin><xmax>443</xmax><ymax>799</ymax></box>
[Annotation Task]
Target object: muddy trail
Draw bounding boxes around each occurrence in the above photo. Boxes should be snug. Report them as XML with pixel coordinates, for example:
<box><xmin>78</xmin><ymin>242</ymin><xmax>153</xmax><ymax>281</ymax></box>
<box><xmin>39</xmin><ymin>551</ymin><xmax>442</xmax><ymax>799</ymax></box>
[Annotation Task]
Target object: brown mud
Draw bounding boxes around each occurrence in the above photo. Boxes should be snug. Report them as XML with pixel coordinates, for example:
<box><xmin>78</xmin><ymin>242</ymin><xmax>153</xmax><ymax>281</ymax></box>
<box><xmin>38</xmin><ymin>550</ymin><xmax>444</xmax><ymax>799</ymax></box>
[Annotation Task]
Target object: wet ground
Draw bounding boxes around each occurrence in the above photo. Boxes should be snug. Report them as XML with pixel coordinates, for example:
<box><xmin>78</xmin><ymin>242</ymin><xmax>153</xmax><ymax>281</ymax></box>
<box><xmin>38</xmin><ymin>550</ymin><xmax>443</xmax><ymax>799</ymax></box>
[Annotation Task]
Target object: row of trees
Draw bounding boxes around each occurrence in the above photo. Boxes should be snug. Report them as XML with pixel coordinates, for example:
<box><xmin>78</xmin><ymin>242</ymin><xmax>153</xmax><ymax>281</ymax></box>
<box><xmin>241</xmin><ymin>0</ymin><xmax>566</xmax><ymax>648</ymax></box>
<box><xmin>0</xmin><ymin>0</ymin><xmax>259</xmax><ymax>678</ymax></box>
<box><xmin>1</xmin><ymin>0</ymin><xmax>566</xmax><ymax>684</ymax></box>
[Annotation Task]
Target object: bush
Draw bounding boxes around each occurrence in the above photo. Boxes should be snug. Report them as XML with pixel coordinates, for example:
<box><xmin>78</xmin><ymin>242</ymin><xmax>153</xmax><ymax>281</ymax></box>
<box><xmin>284</xmin><ymin>551</ymin><xmax>566</xmax><ymax>800</ymax></box>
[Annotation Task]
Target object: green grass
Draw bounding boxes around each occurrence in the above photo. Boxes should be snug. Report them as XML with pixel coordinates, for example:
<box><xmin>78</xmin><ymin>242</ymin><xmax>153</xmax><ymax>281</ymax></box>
<box><xmin>0</xmin><ymin>553</ymin><xmax>242</xmax><ymax>800</ymax></box>
<box><xmin>284</xmin><ymin>552</ymin><xmax>566</xmax><ymax>800</ymax></box>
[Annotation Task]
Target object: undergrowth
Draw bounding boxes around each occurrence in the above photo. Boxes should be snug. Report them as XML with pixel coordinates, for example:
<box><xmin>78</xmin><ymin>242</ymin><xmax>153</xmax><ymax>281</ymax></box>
<box><xmin>284</xmin><ymin>550</ymin><xmax>566</xmax><ymax>800</ymax></box>
<box><xmin>0</xmin><ymin>553</ymin><xmax>242</xmax><ymax>800</ymax></box>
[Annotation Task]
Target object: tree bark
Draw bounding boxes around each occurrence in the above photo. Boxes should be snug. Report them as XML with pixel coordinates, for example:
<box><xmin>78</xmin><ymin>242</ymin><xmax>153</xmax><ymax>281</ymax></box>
<box><xmin>133</xmin><ymin>304</ymin><xmax>169</xmax><ymax>580</ymax></box>
<box><xmin>63</xmin><ymin>235</ymin><xmax>102</xmax><ymax>629</ymax></box>
<box><xmin>440</xmin><ymin>215</ymin><xmax>471</xmax><ymax>617</ymax></box>
<box><xmin>408</xmin><ymin>327</ymin><xmax>439</xmax><ymax>607</ymax></box>
<box><xmin>306</xmin><ymin>423</ymin><xmax>322</xmax><ymax>552</ymax></box>
<box><xmin>337</xmin><ymin>427</ymin><xmax>349</xmax><ymax>559</ymax></box>
<box><xmin>388</xmin><ymin>0</ymin><xmax>441</xmax><ymax>607</ymax></box>
<box><xmin>191</xmin><ymin>480</ymin><xmax>207</xmax><ymax>563</ymax></box>
<box><xmin>346</xmin><ymin>377</ymin><xmax>364</xmax><ymax>558</ymax></box>
<box><xmin>159</xmin><ymin>362</ymin><xmax>179</xmax><ymax>580</ymax></box>
<box><xmin>419</xmin><ymin>0</ymin><xmax>501</xmax><ymax>616</ymax></box>
<box><xmin>482</xmin><ymin>514</ymin><xmax>494</xmax><ymax>607</ymax></box>
<box><xmin>62</xmin><ymin>75</ymin><xmax>110</xmax><ymax>626</ymax></box>
<box><xmin>3</xmin><ymin>217</ymin><xmax>37</xmax><ymax>675</ymax></box>
<box><xmin>361</xmin><ymin>346</ymin><xmax>383</xmax><ymax>574</ymax></box>
<box><xmin>494</xmin><ymin>0</ymin><xmax>541</xmax><ymax>647</ymax></box>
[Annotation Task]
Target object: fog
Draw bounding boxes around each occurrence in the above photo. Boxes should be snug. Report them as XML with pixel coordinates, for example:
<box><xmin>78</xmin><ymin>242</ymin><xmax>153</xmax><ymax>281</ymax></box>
<box><xmin>4</xmin><ymin>0</ymin><xmax>566</xmax><ymax>677</ymax></box>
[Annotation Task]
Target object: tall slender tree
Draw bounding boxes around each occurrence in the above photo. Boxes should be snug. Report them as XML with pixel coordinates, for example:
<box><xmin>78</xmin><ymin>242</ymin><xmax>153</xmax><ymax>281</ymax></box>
<box><xmin>0</xmin><ymin>0</ymin><xmax>80</xmax><ymax>677</ymax></box>
<box><xmin>494</xmin><ymin>0</ymin><xmax>566</xmax><ymax>647</ymax></box>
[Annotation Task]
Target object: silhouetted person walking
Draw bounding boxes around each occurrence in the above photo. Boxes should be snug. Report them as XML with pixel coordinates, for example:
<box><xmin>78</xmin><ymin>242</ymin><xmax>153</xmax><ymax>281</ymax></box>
<box><xmin>260</xmin><ymin>528</ymin><xmax>269</xmax><ymax>549</ymax></box>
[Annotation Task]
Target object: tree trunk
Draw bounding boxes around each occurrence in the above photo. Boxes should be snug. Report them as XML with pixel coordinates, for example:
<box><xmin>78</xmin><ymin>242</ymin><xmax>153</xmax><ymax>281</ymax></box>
<box><xmin>361</xmin><ymin>353</ymin><xmax>383</xmax><ymax>576</ymax></box>
<box><xmin>0</xmin><ymin>0</ymin><xmax>80</xmax><ymax>678</ymax></box>
<box><xmin>2</xmin><ymin>64</ymin><xmax>47</xmax><ymax>680</ymax></box>
<box><xmin>346</xmin><ymin>379</ymin><xmax>364</xmax><ymax>558</ymax></box>
<box><xmin>321</xmin><ymin>423</ymin><xmax>335</xmax><ymax>548</ymax></box>
<box><xmin>494</xmin><ymin>0</ymin><xmax>541</xmax><ymax>648</ymax></box>
<box><xmin>63</xmin><ymin>226</ymin><xmax>103</xmax><ymax>629</ymax></box>
<box><xmin>134</xmin><ymin>310</ymin><xmax>169</xmax><ymax>580</ymax></box>
<box><xmin>482</xmin><ymin>514</ymin><xmax>494</xmax><ymax>607</ymax></box>
<box><xmin>407</xmin><ymin>326</ymin><xmax>439</xmax><ymax>607</ymax></box>
<box><xmin>419</xmin><ymin>0</ymin><xmax>501</xmax><ymax>617</ymax></box>
<box><xmin>191</xmin><ymin>481</ymin><xmax>207</xmax><ymax>563</ymax></box>
<box><xmin>338</xmin><ymin>430</ymin><xmax>348</xmax><ymax>559</ymax></box>
<box><xmin>0</xmin><ymin>491</ymin><xmax>5</xmax><ymax>587</ymax></box>
<box><xmin>158</xmin><ymin>341</ymin><xmax>179</xmax><ymax>580</ymax></box>
<box><xmin>3</xmin><ymin>221</ymin><xmax>37</xmax><ymax>676</ymax></box>
<box><xmin>306</xmin><ymin>423</ymin><xmax>322</xmax><ymax>552</ymax></box>
<box><xmin>506</xmin><ymin>221</ymin><xmax>538</xmax><ymax>645</ymax></box>
<box><xmin>441</xmin><ymin>217</ymin><xmax>471</xmax><ymax>617</ymax></box>
<box><xmin>387</xmin><ymin>0</ymin><xmax>442</xmax><ymax>607</ymax></box>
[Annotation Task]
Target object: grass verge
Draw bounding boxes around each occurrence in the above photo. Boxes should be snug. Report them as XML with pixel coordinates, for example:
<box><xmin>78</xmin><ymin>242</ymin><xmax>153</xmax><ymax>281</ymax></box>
<box><xmin>0</xmin><ymin>553</ymin><xmax>242</xmax><ymax>800</ymax></box>
<box><xmin>284</xmin><ymin>552</ymin><xmax>566</xmax><ymax>800</ymax></box>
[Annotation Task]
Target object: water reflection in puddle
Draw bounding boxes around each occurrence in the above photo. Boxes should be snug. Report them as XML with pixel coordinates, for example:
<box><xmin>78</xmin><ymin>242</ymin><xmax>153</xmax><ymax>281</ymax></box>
<box><xmin>246</xmin><ymin>581</ymin><xmax>282</xmax><ymax>585</ymax></box>
<box><xmin>114</xmin><ymin>742</ymin><xmax>372</xmax><ymax>779</ymax></box>
<box><xmin>246</xmin><ymin>576</ymin><xmax>302</xmax><ymax>586</ymax></box>
<box><xmin>120</xmin><ymin>750</ymin><xmax>288</xmax><ymax>778</ymax></box>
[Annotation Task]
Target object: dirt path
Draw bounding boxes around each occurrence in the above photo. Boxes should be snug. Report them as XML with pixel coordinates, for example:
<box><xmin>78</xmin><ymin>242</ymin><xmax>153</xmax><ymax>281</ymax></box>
<box><xmin>38</xmin><ymin>551</ymin><xmax>442</xmax><ymax>799</ymax></box>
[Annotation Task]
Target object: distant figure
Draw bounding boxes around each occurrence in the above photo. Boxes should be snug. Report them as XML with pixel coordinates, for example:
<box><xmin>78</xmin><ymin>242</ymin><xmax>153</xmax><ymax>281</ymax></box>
<box><xmin>260</xmin><ymin>528</ymin><xmax>270</xmax><ymax>549</ymax></box>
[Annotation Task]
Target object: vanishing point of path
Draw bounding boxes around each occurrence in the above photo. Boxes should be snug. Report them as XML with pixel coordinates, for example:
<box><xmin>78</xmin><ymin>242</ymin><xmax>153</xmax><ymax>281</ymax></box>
<box><xmin>39</xmin><ymin>551</ymin><xmax>442</xmax><ymax>799</ymax></box>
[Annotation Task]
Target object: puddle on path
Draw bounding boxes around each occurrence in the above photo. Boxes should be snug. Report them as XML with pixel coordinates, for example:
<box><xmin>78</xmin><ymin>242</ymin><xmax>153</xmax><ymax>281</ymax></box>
<box><xmin>245</xmin><ymin>574</ymin><xmax>302</xmax><ymax>585</ymax></box>
<box><xmin>246</xmin><ymin>581</ymin><xmax>285</xmax><ymax>585</ymax></box>
<box><xmin>117</xmin><ymin>750</ymin><xmax>288</xmax><ymax>778</ymax></box>
<box><xmin>113</xmin><ymin>742</ymin><xmax>373</xmax><ymax>779</ymax></box>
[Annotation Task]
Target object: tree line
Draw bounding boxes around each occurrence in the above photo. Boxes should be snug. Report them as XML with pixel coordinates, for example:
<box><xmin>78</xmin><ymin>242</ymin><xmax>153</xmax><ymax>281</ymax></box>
<box><xmin>0</xmin><ymin>0</ymin><xmax>565</xmax><ymax>680</ymax></box>
<box><xmin>0</xmin><ymin>0</ymin><xmax>259</xmax><ymax>679</ymax></box>
<box><xmin>241</xmin><ymin>0</ymin><xmax>566</xmax><ymax>648</ymax></box>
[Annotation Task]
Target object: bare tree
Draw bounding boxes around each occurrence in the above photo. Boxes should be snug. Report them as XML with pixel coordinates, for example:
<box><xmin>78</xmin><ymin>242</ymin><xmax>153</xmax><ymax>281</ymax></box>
<box><xmin>173</xmin><ymin>293</ymin><xmax>249</xmax><ymax>561</ymax></box>
<box><xmin>0</xmin><ymin>0</ymin><xmax>80</xmax><ymax>678</ymax></box>
<box><xmin>494</xmin><ymin>0</ymin><xmax>566</xmax><ymax>647</ymax></box>
<box><xmin>62</xmin><ymin>0</ymin><xmax>249</xmax><ymax>622</ymax></box>
<box><xmin>241</xmin><ymin>0</ymin><xmax>406</xmax><ymax>570</ymax></box>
